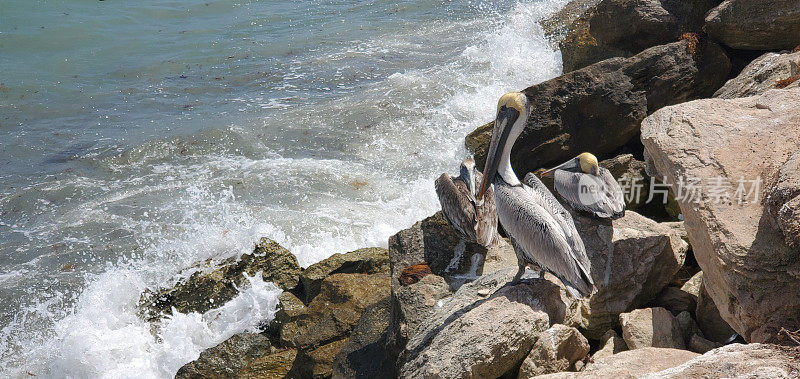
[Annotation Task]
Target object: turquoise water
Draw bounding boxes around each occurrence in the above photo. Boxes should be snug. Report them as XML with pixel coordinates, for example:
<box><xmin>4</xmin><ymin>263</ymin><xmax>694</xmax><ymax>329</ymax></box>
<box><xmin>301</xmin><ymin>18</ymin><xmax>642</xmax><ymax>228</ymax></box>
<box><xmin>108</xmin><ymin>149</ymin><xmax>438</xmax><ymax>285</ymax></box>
<box><xmin>0</xmin><ymin>0</ymin><xmax>565</xmax><ymax>376</ymax></box>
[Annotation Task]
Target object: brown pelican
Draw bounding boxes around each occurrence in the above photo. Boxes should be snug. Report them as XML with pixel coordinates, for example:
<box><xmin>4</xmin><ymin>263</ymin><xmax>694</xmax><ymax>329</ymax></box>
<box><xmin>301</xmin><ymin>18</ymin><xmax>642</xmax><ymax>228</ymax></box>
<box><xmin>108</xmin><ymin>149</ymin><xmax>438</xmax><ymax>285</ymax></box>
<box><xmin>435</xmin><ymin>157</ymin><xmax>498</xmax><ymax>248</ymax></box>
<box><xmin>540</xmin><ymin>153</ymin><xmax>626</xmax><ymax>219</ymax></box>
<box><xmin>477</xmin><ymin>92</ymin><xmax>594</xmax><ymax>298</ymax></box>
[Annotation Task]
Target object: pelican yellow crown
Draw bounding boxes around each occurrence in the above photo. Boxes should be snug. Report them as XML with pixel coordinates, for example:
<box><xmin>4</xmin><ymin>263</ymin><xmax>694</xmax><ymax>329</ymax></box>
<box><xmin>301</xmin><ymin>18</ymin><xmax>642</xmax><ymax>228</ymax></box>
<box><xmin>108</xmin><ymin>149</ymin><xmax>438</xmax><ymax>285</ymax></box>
<box><xmin>578</xmin><ymin>152</ymin><xmax>599</xmax><ymax>175</ymax></box>
<box><xmin>497</xmin><ymin>92</ymin><xmax>526</xmax><ymax>115</ymax></box>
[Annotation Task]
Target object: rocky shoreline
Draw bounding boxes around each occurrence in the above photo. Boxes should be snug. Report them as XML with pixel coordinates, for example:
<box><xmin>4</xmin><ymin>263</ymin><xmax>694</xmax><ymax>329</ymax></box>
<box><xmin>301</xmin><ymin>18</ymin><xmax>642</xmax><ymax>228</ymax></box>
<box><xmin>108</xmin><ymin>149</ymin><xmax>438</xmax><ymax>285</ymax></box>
<box><xmin>140</xmin><ymin>0</ymin><xmax>800</xmax><ymax>377</ymax></box>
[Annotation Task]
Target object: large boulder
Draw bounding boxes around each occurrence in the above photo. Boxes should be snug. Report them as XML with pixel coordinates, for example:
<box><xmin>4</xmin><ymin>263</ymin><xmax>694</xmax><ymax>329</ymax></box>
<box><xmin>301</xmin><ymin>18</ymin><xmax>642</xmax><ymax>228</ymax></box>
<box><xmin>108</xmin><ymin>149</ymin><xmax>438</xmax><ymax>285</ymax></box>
<box><xmin>592</xmin><ymin>329</ymin><xmax>628</xmax><ymax>360</ymax></box>
<box><xmin>705</xmin><ymin>0</ymin><xmax>800</xmax><ymax>50</ymax></box>
<box><xmin>175</xmin><ymin>333</ymin><xmax>273</xmax><ymax>379</ymax></box>
<box><xmin>556</xmin><ymin>0</ymin><xmax>718</xmax><ymax>72</ymax></box>
<box><xmin>764</xmin><ymin>150</ymin><xmax>800</xmax><ymax>248</ymax></box>
<box><xmin>695</xmin><ymin>281</ymin><xmax>735</xmax><ymax>343</ymax></box>
<box><xmin>466</xmin><ymin>40</ymin><xmax>730</xmax><ymax>175</ymax></box>
<box><xmin>398</xmin><ymin>269</ymin><xmax>579</xmax><ymax>378</ymax></box>
<box><xmin>641</xmin><ymin>87</ymin><xmax>800</xmax><ymax>343</ymax></box>
<box><xmin>575</xmin><ymin>211</ymin><xmax>689</xmax><ymax>339</ymax></box>
<box><xmin>540</xmin><ymin>0</ymin><xmax>603</xmax><ymax>48</ymax></box>
<box><xmin>517</xmin><ymin>325</ymin><xmax>590</xmax><ymax>378</ymax></box>
<box><xmin>386</xmin><ymin>274</ymin><xmax>452</xmax><ymax>359</ymax></box>
<box><xmin>140</xmin><ymin>238</ymin><xmax>300</xmax><ymax>322</ymax></box>
<box><xmin>644</xmin><ymin>344</ymin><xmax>800</xmax><ymax>378</ymax></box>
<box><xmin>298</xmin><ymin>247</ymin><xmax>389</xmax><ymax>302</ymax></box>
<box><xmin>536</xmin><ymin>348</ymin><xmax>699</xmax><ymax>378</ymax></box>
<box><xmin>620</xmin><ymin>307</ymin><xmax>686</xmax><ymax>350</ymax></box>
<box><xmin>714</xmin><ymin>51</ymin><xmax>800</xmax><ymax>99</ymax></box>
<box><xmin>331</xmin><ymin>297</ymin><xmax>395</xmax><ymax>378</ymax></box>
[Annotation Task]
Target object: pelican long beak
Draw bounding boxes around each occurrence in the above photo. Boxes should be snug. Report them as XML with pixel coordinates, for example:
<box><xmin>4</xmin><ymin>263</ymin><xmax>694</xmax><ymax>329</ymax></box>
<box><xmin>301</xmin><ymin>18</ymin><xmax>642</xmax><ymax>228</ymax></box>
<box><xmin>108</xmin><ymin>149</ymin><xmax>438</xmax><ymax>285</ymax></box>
<box><xmin>478</xmin><ymin>106</ymin><xmax>519</xmax><ymax>200</ymax></box>
<box><xmin>540</xmin><ymin>158</ymin><xmax>580</xmax><ymax>177</ymax></box>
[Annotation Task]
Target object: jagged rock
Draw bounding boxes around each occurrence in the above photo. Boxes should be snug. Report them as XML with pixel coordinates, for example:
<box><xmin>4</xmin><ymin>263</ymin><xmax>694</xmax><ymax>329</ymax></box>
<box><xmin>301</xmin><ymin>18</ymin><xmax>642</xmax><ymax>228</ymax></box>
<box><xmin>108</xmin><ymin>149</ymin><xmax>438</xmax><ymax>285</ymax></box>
<box><xmin>239</xmin><ymin>348</ymin><xmax>297</xmax><ymax>379</ymax></box>
<box><xmin>517</xmin><ymin>325</ymin><xmax>590</xmax><ymax>378</ymax></box>
<box><xmin>398</xmin><ymin>269</ymin><xmax>579</xmax><ymax>378</ymax></box>
<box><xmin>593</xmin><ymin>330</ymin><xmax>628</xmax><ymax>360</ymax></box>
<box><xmin>695</xmin><ymin>281</ymin><xmax>735</xmax><ymax>343</ymax></box>
<box><xmin>175</xmin><ymin>333</ymin><xmax>273</xmax><ymax>379</ymax></box>
<box><xmin>536</xmin><ymin>348</ymin><xmax>699</xmax><ymax>378</ymax></box>
<box><xmin>705</xmin><ymin>0</ymin><xmax>800</xmax><ymax>50</ymax></box>
<box><xmin>679</xmin><ymin>271</ymin><xmax>702</xmax><ymax>298</ymax></box>
<box><xmin>646</xmin><ymin>344</ymin><xmax>800</xmax><ymax>377</ymax></box>
<box><xmin>466</xmin><ymin>40</ymin><xmax>729</xmax><ymax>174</ymax></box>
<box><xmin>556</xmin><ymin>0</ymin><xmax>718</xmax><ymax>72</ymax></box>
<box><xmin>676</xmin><ymin>311</ymin><xmax>703</xmax><ymax>346</ymax></box>
<box><xmin>299</xmin><ymin>247</ymin><xmax>389</xmax><ymax>302</ymax></box>
<box><xmin>641</xmin><ymin>88</ymin><xmax>800</xmax><ymax>342</ymax></box>
<box><xmin>765</xmin><ymin>151</ymin><xmax>800</xmax><ymax>248</ymax></box>
<box><xmin>620</xmin><ymin>307</ymin><xmax>685</xmax><ymax>350</ymax></box>
<box><xmin>688</xmin><ymin>334</ymin><xmax>721</xmax><ymax>354</ymax></box>
<box><xmin>651</xmin><ymin>286</ymin><xmax>697</xmax><ymax>315</ymax></box>
<box><xmin>140</xmin><ymin>238</ymin><xmax>300</xmax><ymax>322</ymax></box>
<box><xmin>387</xmin><ymin>274</ymin><xmax>452</xmax><ymax>359</ymax></box>
<box><xmin>575</xmin><ymin>211</ymin><xmax>688</xmax><ymax>339</ymax></box>
<box><xmin>332</xmin><ymin>297</ymin><xmax>394</xmax><ymax>378</ymax></box>
<box><xmin>715</xmin><ymin>51</ymin><xmax>800</xmax><ymax>98</ymax></box>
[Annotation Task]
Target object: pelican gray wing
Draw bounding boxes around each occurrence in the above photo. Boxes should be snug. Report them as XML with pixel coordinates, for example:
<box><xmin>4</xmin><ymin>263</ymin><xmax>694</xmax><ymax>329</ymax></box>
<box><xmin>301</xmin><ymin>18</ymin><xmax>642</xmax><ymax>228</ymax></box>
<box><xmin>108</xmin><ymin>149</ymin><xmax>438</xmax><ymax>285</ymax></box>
<box><xmin>523</xmin><ymin>172</ymin><xmax>585</xmax><ymax>254</ymax></box>
<box><xmin>553</xmin><ymin>168</ymin><xmax>625</xmax><ymax>219</ymax></box>
<box><xmin>495</xmin><ymin>181</ymin><xmax>594</xmax><ymax>297</ymax></box>
<box><xmin>435</xmin><ymin>173</ymin><xmax>477</xmax><ymax>242</ymax></box>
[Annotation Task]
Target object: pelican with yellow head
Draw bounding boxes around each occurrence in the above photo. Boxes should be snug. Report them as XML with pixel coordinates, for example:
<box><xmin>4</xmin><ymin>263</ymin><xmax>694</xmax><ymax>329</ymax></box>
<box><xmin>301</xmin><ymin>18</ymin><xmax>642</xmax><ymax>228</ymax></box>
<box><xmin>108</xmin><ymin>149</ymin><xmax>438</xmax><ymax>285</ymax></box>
<box><xmin>540</xmin><ymin>152</ymin><xmax>626</xmax><ymax>219</ymax></box>
<box><xmin>477</xmin><ymin>91</ymin><xmax>594</xmax><ymax>298</ymax></box>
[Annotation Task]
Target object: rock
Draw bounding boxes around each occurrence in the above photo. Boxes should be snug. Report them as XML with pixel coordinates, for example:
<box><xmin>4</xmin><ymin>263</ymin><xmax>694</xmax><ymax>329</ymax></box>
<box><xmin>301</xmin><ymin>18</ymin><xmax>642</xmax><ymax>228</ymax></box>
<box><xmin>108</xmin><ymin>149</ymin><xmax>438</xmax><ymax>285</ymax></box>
<box><xmin>695</xmin><ymin>281</ymin><xmax>735</xmax><ymax>343</ymax></box>
<box><xmin>269</xmin><ymin>292</ymin><xmax>305</xmax><ymax>338</ymax></box>
<box><xmin>536</xmin><ymin>348</ymin><xmax>700</xmax><ymax>378</ymax></box>
<box><xmin>558</xmin><ymin>0</ymin><xmax>718</xmax><ymax>72</ymax></box>
<box><xmin>175</xmin><ymin>333</ymin><xmax>273</xmax><ymax>379</ymax></box>
<box><xmin>679</xmin><ymin>271</ymin><xmax>702</xmax><ymax>298</ymax></box>
<box><xmin>541</xmin><ymin>0</ymin><xmax>603</xmax><ymax>48</ymax></box>
<box><xmin>387</xmin><ymin>274</ymin><xmax>452</xmax><ymax>359</ymax></box>
<box><xmin>593</xmin><ymin>330</ymin><xmax>628</xmax><ymax>360</ymax></box>
<box><xmin>398</xmin><ymin>269</ymin><xmax>579</xmax><ymax>378</ymax></box>
<box><xmin>620</xmin><ymin>307</ymin><xmax>685</xmax><ymax>350</ymax></box>
<box><xmin>646</xmin><ymin>343</ymin><xmax>800</xmax><ymax>377</ymax></box>
<box><xmin>466</xmin><ymin>40</ymin><xmax>730</xmax><ymax>175</ymax></box>
<box><xmin>292</xmin><ymin>339</ymin><xmax>349</xmax><ymax>378</ymax></box>
<box><xmin>517</xmin><ymin>325</ymin><xmax>590</xmax><ymax>378</ymax></box>
<box><xmin>598</xmin><ymin>154</ymin><xmax>650</xmax><ymax>211</ymax></box>
<box><xmin>675</xmin><ymin>311</ymin><xmax>703</xmax><ymax>346</ymax></box>
<box><xmin>332</xmin><ymin>297</ymin><xmax>394</xmax><ymax>378</ymax></box>
<box><xmin>141</xmin><ymin>238</ymin><xmax>300</xmax><ymax>321</ymax></box>
<box><xmin>715</xmin><ymin>51</ymin><xmax>800</xmax><ymax>98</ymax></box>
<box><xmin>688</xmin><ymin>334</ymin><xmax>721</xmax><ymax>354</ymax></box>
<box><xmin>641</xmin><ymin>87</ymin><xmax>800</xmax><ymax>342</ymax></box>
<box><xmin>575</xmin><ymin>211</ymin><xmax>688</xmax><ymax>338</ymax></box>
<box><xmin>239</xmin><ymin>348</ymin><xmax>297</xmax><ymax>379</ymax></box>
<box><xmin>651</xmin><ymin>286</ymin><xmax>697</xmax><ymax>315</ymax></box>
<box><xmin>705</xmin><ymin>0</ymin><xmax>800</xmax><ymax>50</ymax></box>
<box><xmin>298</xmin><ymin>247</ymin><xmax>389</xmax><ymax>303</ymax></box>
<box><xmin>398</xmin><ymin>263</ymin><xmax>432</xmax><ymax>286</ymax></box>
<box><xmin>280</xmin><ymin>273</ymin><xmax>390</xmax><ymax>350</ymax></box>
<box><xmin>480</xmin><ymin>238</ymin><xmax>518</xmax><ymax>274</ymax></box>
<box><xmin>765</xmin><ymin>151</ymin><xmax>800</xmax><ymax>248</ymax></box>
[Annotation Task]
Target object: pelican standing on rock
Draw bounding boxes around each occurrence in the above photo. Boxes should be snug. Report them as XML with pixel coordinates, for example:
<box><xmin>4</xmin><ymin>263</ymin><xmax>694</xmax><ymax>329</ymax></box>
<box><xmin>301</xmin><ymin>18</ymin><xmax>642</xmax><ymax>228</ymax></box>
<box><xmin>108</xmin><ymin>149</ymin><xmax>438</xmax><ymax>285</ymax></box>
<box><xmin>540</xmin><ymin>153</ymin><xmax>626</xmax><ymax>219</ymax></box>
<box><xmin>477</xmin><ymin>92</ymin><xmax>594</xmax><ymax>298</ymax></box>
<box><xmin>435</xmin><ymin>157</ymin><xmax>497</xmax><ymax>248</ymax></box>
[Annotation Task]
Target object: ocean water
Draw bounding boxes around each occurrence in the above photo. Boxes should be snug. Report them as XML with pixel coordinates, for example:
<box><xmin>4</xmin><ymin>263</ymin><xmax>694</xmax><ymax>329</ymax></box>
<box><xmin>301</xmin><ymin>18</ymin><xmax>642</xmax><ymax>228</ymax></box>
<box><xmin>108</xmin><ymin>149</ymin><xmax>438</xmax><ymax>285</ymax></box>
<box><xmin>0</xmin><ymin>0</ymin><xmax>566</xmax><ymax>376</ymax></box>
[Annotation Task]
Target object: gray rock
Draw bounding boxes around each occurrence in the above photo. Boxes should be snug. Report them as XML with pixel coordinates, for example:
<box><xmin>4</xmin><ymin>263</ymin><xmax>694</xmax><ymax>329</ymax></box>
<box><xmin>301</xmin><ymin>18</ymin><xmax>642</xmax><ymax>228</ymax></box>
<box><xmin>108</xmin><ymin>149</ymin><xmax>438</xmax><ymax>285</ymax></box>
<box><xmin>705</xmin><ymin>0</ymin><xmax>800</xmax><ymax>50</ymax></box>
<box><xmin>675</xmin><ymin>311</ymin><xmax>703</xmax><ymax>346</ymax></box>
<box><xmin>695</xmin><ymin>281</ymin><xmax>735</xmax><ymax>343</ymax></box>
<box><xmin>332</xmin><ymin>297</ymin><xmax>395</xmax><ymax>379</ymax></box>
<box><xmin>651</xmin><ymin>286</ymin><xmax>697</xmax><ymax>316</ymax></box>
<box><xmin>620</xmin><ymin>307</ymin><xmax>686</xmax><ymax>350</ymax></box>
<box><xmin>575</xmin><ymin>211</ymin><xmax>688</xmax><ymax>339</ymax></box>
<box><xmin>298</xmin><ymin>247</ymin><xmax>389</xmax><ymax>303</ymax></box>
<box><xmin>517</xmin><ymin>325</ymin><xmax>590</xmax><ymax>378</ymax></box>
<box><xmin>641</xmin><ymin>88</ymin><xmax>800</xmax><ymax>343</ymax></box>
<box><xmin>175</xmin><ymin>333</ymin><xmax>273</xmax><ymax>379</ymax></box>
<box><xmin>679</xmin><ymin>271</ymin><xmax>702</xmax><ymax>298</ymax></box>
<box><xmin>688</xmin><ymin>334</ymin><xmax>721</xmax><ymax>354</ymax></box>
<box><xmin>643</xmin><ymin>343</ymin><xmax>800</xmax><ymax>378</ymax></box>
<box><xmin>765</xmin><ymin>151</ymin><xmax>800</xmax><ymax>248</ymax></box>
<box><xmin>398</xmin><ymin>269</ymin><xmax>579</xmax><ymax>379</ymax></box>
<box><xmin>387</xmin><ymin>274</ymin><xmax>452</xmax><ymax>358</ymax></box>
<box><xmin>593</xmin><ymin>329</ymin><xmax>628</xmax><ymax>360</ymax></box>
<box><xmin>535</xmin><ymin>348</ymin><xmax>699</xmax><ymax>378</ymax></box>
<box><xmin>715</xmin><ymin>51</ymin><xmax>800</xmax><ymax>99</ymax></box>
<box><xmin>466</xmin><ymin>40</ymin><xmax>730</xmax><ymax>175</ymax></box>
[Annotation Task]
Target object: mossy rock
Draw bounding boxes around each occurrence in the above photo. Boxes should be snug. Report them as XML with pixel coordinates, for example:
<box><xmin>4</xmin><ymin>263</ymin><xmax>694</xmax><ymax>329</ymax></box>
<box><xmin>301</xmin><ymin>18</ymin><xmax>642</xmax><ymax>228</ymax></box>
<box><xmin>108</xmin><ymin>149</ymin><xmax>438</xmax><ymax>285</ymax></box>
<box><xmin>175</xmin><ymin>332</ymin><xmax>274</xmax><ymax>378</ymax></box>
<box><xmin>298</xmin><ymin>247</ymin><xmax>389</xmax><ymax>303</ymax></box>
<box><xmin>239</xmin><ymin>348</ymin><xmax>297</xmax><ymax>379</ymax></box>
<box><xmin>140</xmin><ymin>238</ymin><xmax>300</xmax><ymax>322</ymax></box>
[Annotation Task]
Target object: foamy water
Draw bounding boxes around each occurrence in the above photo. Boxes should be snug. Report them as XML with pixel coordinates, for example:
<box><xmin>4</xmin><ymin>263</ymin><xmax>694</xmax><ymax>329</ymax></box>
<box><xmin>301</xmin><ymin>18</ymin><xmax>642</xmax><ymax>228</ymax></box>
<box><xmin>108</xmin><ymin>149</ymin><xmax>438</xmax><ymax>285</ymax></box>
<box><xmin>0</xmin><ymin>0</ymin><xmax>566</xmax><ymax>376</ymax></box>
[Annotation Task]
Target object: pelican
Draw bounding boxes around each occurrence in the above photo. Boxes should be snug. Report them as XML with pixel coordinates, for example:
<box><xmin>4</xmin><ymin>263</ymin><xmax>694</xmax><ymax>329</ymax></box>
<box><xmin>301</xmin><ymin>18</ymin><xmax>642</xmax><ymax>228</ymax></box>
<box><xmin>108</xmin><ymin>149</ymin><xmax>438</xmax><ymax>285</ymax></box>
<box><xmin>540</xmin><ymin>153</ymin><xmax>626</xmax><ymax>219</ymax></box>
<box><xmin>435</xmin><ymin>157</ymin><xmax>497</xmax><ymax>248</ymax></box>
<box><xmin>477</xmin><ymin>92</ymin><xmax>594</xmax><ymax>298</ymax></box>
